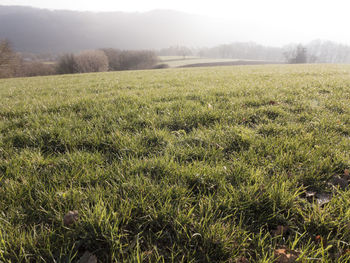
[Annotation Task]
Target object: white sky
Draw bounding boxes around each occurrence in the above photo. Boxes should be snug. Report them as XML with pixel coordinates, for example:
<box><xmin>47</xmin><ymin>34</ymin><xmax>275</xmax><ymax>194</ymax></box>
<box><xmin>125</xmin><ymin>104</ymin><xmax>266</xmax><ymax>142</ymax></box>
<box><xmin>1</xmin><ymin>0</ymin><xmax>350</xmax><ymax>46</ymax></box>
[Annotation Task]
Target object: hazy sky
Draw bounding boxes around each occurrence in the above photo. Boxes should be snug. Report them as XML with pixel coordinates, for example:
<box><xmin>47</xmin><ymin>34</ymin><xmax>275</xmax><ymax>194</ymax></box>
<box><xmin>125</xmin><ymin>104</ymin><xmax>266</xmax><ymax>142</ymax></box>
<box><xmin>1</xmin><ymin>0</ymin><xmax>350</xmax><ymax>46</ymax></box>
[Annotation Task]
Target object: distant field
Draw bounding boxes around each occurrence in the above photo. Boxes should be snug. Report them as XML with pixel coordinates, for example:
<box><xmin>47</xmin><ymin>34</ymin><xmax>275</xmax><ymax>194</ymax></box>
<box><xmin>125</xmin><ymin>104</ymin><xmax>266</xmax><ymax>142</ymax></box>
<box><xmin>157</xmin><ymin>56</ymin><xmax>270</xmax><ymax>68</ymax></box>
<box><xmin>1</xmin><ymin>65</ymin><xmax>350</xmax><ymax>262</ymax></box>
<box><xmin>158</xmin><ymin>55</ymin><xmax>200</xmax><ymax>61</ymax></box>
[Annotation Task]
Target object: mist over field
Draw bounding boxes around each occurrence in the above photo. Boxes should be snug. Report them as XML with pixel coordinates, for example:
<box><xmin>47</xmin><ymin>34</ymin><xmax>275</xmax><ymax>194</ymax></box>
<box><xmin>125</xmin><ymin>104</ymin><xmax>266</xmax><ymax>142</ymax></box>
<box><xmin>0</xmin><ymin>4</ymin><xmax>348</xmax><ymax>56</ymax></box>
<box><xmin>0</xmin><ymin>5</ymin><xmax>244</xmax><ymax>53</ymax></box>
<box><xmin>1</xmin><ymin>4</ymin><xmax>350</xmax><ymax>66</ymax></box>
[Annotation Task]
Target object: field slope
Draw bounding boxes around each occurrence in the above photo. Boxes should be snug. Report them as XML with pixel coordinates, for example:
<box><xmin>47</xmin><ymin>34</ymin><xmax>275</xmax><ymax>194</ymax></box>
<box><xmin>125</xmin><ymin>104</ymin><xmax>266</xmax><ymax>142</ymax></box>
<box><xmin>158</xmin><ymin>56</ymin><xmax>278</xmax><ymax>68</ymax></box>
<box><xmin>0</xmin><ymin>65</ymin><xmax>350</xmax><ymax>262</ymax></box>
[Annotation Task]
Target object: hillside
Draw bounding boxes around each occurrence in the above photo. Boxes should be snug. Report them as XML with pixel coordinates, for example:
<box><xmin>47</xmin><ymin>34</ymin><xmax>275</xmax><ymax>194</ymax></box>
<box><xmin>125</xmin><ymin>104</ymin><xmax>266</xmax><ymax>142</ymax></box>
<box><xmin>0</xmin><ymin>65</ymin><xmax>350</xmax><ymax>261</ymax></box>
<box><xmin>0</xmin><ymin>5</ymin><xmax>235</xmax><ymax>53</ymax></box>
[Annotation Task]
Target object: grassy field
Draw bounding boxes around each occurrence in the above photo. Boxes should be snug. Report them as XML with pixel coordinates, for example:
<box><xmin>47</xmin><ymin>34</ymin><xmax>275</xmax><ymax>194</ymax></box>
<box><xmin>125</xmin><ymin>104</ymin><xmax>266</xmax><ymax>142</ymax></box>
<box><xmin>158</xmin><ymin>56</ymin><xmax>250</xmax><ymax>68</ymax></box>
<box><xmin>0</xmin><ymin>65</ymin><xmax>350</xmax><ymax>262</ymax></box>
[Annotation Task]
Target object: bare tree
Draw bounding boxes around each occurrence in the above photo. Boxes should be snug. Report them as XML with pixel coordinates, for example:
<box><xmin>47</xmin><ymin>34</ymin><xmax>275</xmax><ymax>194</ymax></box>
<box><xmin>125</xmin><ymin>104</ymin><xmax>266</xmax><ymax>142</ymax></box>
<box><xmin>157</xmin><ymin>46</ymin><xmax>192</xmax><ymax>59</ymax></box>
<box><xmin>177</xmin><ymin>46</ymin><xmax>192</xmax><ymax>59</ymax></box>
<box><xmin>100</xmin><ymin>48</ymin><xmax>121</xmax><ymax>71</ymax></box>
<box><xmin>218</xmin><ymin>44</ymin><xmax>232</xmax><ymax>58</ymax></box>
<box><xmin>0</xmin><ymin>39</ymin><xmax>22</xmax><ymax>78</ymax></box>
<box><xmin>306</xmin><ymin>40</ymin><xmax>350</xmax><ymax>63</ymax></box>
<box><xmin>75</xmin><ymin>50</ymin><xmax>108</xmax><ymax>73</ymax></box>
<box><xmin>118</xmin><ymin>50</ymin><xmax>158</xmax><ymax>70</ymax></box>
<box><xmin>283</xmin><ymin>44</ymin><xmax>307</xmax><ymax>64</ymax></box>
<box><xmin>196</xmin><ymin>42</ymin><xmax>283</xmax><ymax>61</ymax></box>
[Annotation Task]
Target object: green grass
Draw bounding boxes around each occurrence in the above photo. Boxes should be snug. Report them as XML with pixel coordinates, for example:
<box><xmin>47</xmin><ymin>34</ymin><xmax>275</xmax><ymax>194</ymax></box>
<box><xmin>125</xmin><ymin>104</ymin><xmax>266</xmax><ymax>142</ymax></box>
<box><xmin>0</xmin><ymin>64</ymin><xmax>350</xmax><ymax>262</ymax></box>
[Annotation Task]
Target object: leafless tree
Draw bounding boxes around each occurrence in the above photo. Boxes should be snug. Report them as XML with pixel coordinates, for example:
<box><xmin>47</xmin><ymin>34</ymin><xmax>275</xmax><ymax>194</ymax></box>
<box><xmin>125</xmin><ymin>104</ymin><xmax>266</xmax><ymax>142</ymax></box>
<box><xmin>193</xmin><ymin>42</ymin><xmax>283</xmax><ymax>61</ymax></box>
<box><xmin>100</xmin><ymin>48</ymin><xmax>121</xmax><ymax>71</ymax></box>
<box><xmin>75</xmin><ymin>50</ymin><xmax>108</xmax><ymax>73</ymax></box>
<box><xmin>283</xmin><ymin>44</ymin><xmax>307</xmax><ymax>64</ymax></box>
<box><xmin>0</xmin><ymin>39</ymin><xmax>22</xmax><ymax>78</ymax></box>
<box><xmin>177</xmin><ymin>46</ymin><xmax>192</xmax><ymax>59</ymax></box>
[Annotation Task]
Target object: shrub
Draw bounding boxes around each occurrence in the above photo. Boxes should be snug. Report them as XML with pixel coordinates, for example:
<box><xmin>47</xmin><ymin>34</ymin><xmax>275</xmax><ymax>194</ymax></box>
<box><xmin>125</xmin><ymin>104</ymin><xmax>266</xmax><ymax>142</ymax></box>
<box><xmin>56</xmin><ymin>54</ymin><xmax>78</xmax><ymax>74</ymax></box>
<box><xmin>75</xmin><ymin>50</ymin><xmax>108</xmax><ymax>73</ymax></box>
<box><xmin>101</xmin><ymin>49</ymin><xmax>158</xmax><ymax>71</ymax></box>
<box><xmin>119</xmin><ymin>50</ymin><xmax>158</xmax><ymax>70</ymax></box>
<box><xmin>22</xmin><ymin>62</ymin><xmax>55</xmax><ymax>77</ymax></box>
<box><xmin>153</xmin><ymin>63</ymin><xmax>169</xmax><ymax>69</ymax></box>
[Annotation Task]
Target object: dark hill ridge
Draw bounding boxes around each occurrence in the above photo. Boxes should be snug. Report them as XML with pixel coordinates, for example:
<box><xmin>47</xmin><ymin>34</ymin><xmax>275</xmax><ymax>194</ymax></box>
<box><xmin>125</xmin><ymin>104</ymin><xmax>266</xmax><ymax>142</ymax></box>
<box><xmin>0</xmin><ymin>6</ymin><xmax>234</xmax><ymax>53</ymax></box>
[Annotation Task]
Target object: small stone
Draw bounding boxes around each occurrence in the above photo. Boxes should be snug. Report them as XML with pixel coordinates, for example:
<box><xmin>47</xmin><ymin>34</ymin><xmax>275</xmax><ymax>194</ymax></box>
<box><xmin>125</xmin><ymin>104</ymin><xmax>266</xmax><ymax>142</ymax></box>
<box><xmin>272</xmin><ymin>225</ymin><xmax>289</xmax><ymax>236</ymax></box>
<box><xmin>63</xmin><ymin>210</ymin><xmax>79</xmax><ymax>226</ymax></box>
<box><xmin>315</xmin><ymin>193</ymin><xmax>332</xmax><ymax>206</ymax></box>
<box><xmin>330</xmin><ymin>175</ymin><xmax>348</xmax><ymax>189</ymax></box>
<box><xmin>78</xmin><ymin>251</ymin><xmax>97</xmax><ymax>263</ymax></box>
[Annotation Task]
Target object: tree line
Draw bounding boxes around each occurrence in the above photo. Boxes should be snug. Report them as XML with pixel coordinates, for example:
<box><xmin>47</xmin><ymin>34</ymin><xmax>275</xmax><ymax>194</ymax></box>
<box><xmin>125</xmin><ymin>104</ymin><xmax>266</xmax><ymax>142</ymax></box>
<box><xmin>0</xmin><ymin>40</ymin><xmax>159</xmax><ymax>79</ymax></box>
<box><xmin>2</xmin><ymin>39</ymin><xmax>350</xmax><ymax>79</ymax></box>
<box><xmin>158</xmin><ymin>40</ymin><xmax>350</xmax><ymax>64</ymax></box>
